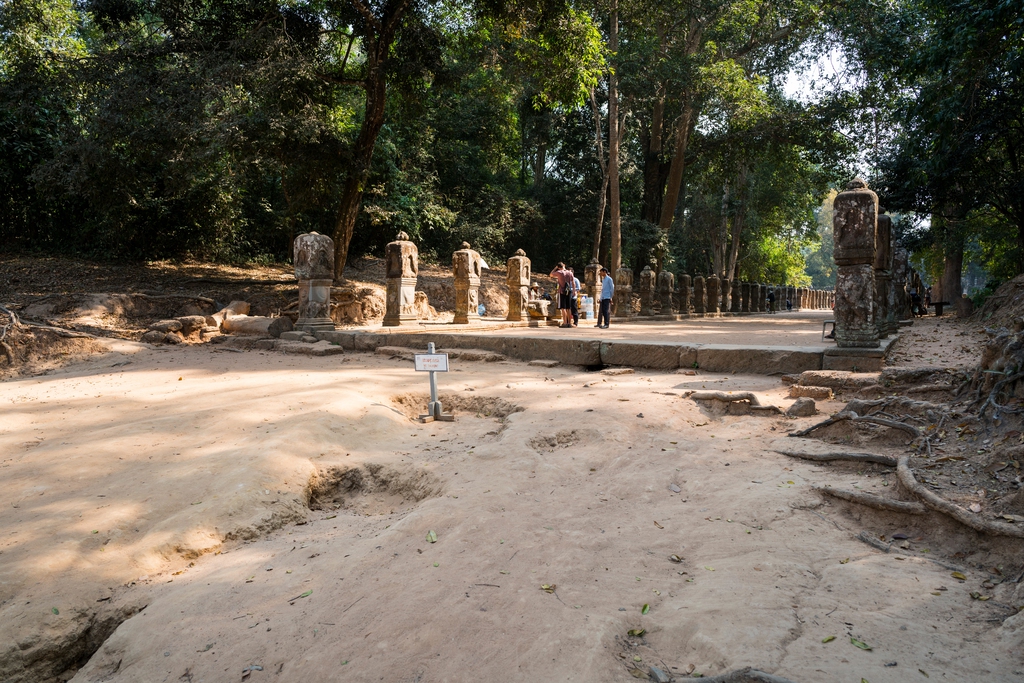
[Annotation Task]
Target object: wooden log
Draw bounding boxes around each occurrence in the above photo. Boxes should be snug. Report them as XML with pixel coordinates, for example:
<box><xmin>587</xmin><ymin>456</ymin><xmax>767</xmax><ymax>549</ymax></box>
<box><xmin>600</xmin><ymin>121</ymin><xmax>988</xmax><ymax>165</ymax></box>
<box><xmin>813</xmin><ymin>485</ymin><xmax>927</xmax><ymax>514</ymax></box>
<box><xmin>221</xmin><ymin>315</ymin><xmax>292</xmax><ymax>338</ymax></box>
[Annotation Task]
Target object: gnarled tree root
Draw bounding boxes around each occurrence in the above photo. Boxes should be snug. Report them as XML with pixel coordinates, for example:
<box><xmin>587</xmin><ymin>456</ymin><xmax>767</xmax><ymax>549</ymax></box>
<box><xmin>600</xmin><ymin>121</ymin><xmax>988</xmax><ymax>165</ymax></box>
<box><xmin>774</xmin><ymin>449</ymin><xmax>897</xmax><ymax>467</ymax></box>
<box><xmin>788</xmin><ymin>411</ymin><xmax>921</xmax><ymax>438</ymax></box>
<box><xmin>896</xmin><ymin>455</ymin><xmax>1024</xmax><ymax>538</ymax></box>
<box><xmin>697</xmin><ymin>667</ymin><xmax>800</xmax><ymax>683</ymax></box>
<box><xmin>813</xmin><ymin>485</ymin><xmax>926</xmax><ymax>514</ymax></box>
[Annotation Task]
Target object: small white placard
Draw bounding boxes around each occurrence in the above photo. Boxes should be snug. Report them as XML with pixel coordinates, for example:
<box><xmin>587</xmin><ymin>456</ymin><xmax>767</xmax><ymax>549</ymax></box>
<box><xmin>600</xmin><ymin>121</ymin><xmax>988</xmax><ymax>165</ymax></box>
<box><xmin>414</xmin><ymin>353</ymin><xmax>449</xmax><ymax>372</ymax></box>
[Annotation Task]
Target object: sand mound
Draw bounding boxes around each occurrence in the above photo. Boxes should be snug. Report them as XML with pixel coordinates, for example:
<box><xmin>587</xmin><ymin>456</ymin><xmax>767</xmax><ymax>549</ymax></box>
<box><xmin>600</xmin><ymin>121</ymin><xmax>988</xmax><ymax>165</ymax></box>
<box><xmin>306</xmin><ymin>462</ymin><xmax>443</xmax><ymax>514</ymax></box>
<box><xmin>976</xmin><ymin>273</ymin><xmax>1024</xmax><ymax>329</ymax></box>
<box><xmin>391</xmin><ymin>392</ymin><xmax>523</xmax><ymax>420</ymax></box>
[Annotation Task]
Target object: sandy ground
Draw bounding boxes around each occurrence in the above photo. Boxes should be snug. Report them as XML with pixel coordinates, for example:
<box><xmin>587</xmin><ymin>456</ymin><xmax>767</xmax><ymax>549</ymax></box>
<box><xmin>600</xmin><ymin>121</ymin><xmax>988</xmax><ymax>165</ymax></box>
<box><xmin>2</xmin><ymin>335</ymin><xmax>1023</xmax><ymax>683</ymax></box>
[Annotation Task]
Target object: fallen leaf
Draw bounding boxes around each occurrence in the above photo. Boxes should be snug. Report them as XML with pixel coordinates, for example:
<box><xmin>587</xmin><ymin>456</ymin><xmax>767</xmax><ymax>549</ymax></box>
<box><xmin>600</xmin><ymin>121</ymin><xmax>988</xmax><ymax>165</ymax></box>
<box><xmin>51</xmin><ymin>607</ymin><xmax>59</xmax><ymax>615</ymax></box>
<box><xmin>642</xmin><ymin>603</ymin><xmax>650</xmax><ymax>615</ymax></box>
<box><xmin>425</xmin><ymin>530</ymin><xmax>437</xmax><ymax>543</ymax></box>
<box><xmin>653</xmin><ymin>521</ymin><xmax>664</xmax><ymax>529</ymax></box>
<box><xmin>704</xmin><ymin>566</ymin><xmax>715</xmax><ymax>571</ymax></box>
<box><xmin>951</xmin><ymin>571</ymin><xmax>967</xmax><ymax>581</ymax></box>
<box><xmin>851</xmin><ymin>637</ymin><xmax>872</xmax><ymax>650</ymax></box>
<box><xmin>668</xmin><ymin>554</ymin><xmax>683</xmax><ymax>563</ymax></box>
<box><xmin>627</xmin><ymin>628</ymin><xmax>645</xmax><ymax>637</ymax></box>
<box><xmin>969</xmin><ymin>592</ymin><xmax>991</xmax><ymax>601</ymax></box>
<box><xmin>433</xmin><ymin>562</ymin><xmax>439</xmax><ymax>567</ymax></box>
<box><xmin>822</xmin><ymin>635</ymin><xmax>835</xmax><ymax>643</ymax></box>
<box><xmin>919</xmin><ymin>669</ymin><xmax>929</xmax><ymax>677</ymax></box>
<box><xmin>540</xmin><ymin>584</ymin><xmax>556</xmax><ymax>593</ymax></box>
<box><xmin>287</xmin><ymin>589</ymin><xmax>313</xmax><ymax>602</ymax></box>
<box><xmin>840</xmin><ymin>558</ymin><xmax>850</xmax><ymax>564</ymax></box>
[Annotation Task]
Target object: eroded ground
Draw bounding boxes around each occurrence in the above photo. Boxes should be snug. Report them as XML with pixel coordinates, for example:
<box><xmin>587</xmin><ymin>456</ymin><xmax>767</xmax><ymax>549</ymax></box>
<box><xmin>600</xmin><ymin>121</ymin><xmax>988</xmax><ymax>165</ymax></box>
<box><xmin>2</xmin><ymin>343</ymin><xmax>1022</xmax><ymax>683</ymax></box>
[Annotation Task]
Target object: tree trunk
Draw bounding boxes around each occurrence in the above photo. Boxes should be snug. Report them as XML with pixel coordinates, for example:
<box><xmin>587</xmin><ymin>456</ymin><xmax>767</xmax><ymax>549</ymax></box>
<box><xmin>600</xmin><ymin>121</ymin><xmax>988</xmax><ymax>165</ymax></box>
<box><xmin>589</xmin><ymin>87</ymin><xmax>609</xmax><ymax>263</ymax></box>
<box><xmin>711</xmin><ymin>181</ymin><xmax>729</xmax><ymax>277</ymax></box>
<box><xmin>607</xmin><ymin>0</ymin><xmax>622</xmax><ymax>272</ymax></box>
<box><xmin>941</xmin><ymin>232</ymin><xmax>964</xmax><ymax>305</ymax></box>
<box><xmin>593</xmin><ymin>172</ymin><xmax>609</xmax><ymax>261</ymax></box>
<box><xmin>725</xmin><ymin>164</ymin><xmax>747</xmax><ymax>281</ymax></box>
<box><xmin>333</xmin><ymin>37</ymin><xmax>389</xmax><ymax>281</ymax></box>
<box><xmin>655</xmin><ymin>99</ymin><xmax>695</xmax><ymax>269</ymax></box>
<box><xmin>641</xmin><ymin>88</ymin><xmax>666</xmax><ymax>226</ymax></box>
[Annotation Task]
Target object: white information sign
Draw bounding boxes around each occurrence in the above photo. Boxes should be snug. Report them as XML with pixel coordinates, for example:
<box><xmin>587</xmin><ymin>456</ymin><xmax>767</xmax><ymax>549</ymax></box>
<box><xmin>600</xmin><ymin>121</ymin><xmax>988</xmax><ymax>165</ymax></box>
<box><xmin>414</xmin><ymin>353</ymin><xmax>449</xmax><ymax>372</ymax></box>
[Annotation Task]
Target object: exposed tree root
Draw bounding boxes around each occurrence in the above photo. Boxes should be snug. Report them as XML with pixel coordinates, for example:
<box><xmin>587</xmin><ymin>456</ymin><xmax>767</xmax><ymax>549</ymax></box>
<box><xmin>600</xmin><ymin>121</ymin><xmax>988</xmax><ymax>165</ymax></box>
<box><xmin>689</xmin><ymin>391</ymin><xmax>766</xmax><ymax>405</ymax></box>
<box><xmin>788</xmin><ymin>410</ymin><xmax>921</xmax><ymax>438</ymax></box>
<box><xmin>813</xmin><ymin>485</ymin><xmax>927</xmax><ymax>514</ymax></box>
<box><xmin>774</xmin><ymin>449</ymin><xmax>897</xmax><ymax>467</ymax></box>
<box><xmin>0</xmin><ymin>340</ymin><xmax>13</xmax><ymax>366</ymax></box>
<box><xmin>896</xmin><ymin>455</ymin><xmax>1024</xmax><ymax>538</ymax></box>
<box><xmin>975</xmin><ymin>371</ymin><xmax>1024</xmax><ymax>418</ymax></box>
<box><xmin>697</xmin><ymin>668</ymin><xmax>800</xmax><ymax>683</ymax></box>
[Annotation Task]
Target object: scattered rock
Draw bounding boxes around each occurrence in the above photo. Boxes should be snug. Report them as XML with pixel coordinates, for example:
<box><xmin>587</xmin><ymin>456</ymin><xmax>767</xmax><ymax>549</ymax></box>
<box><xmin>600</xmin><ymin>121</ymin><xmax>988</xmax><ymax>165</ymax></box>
<box><xmin>140</xmin><ymin>330</ymin><xmax>165</xmax><ymax>343</ymax></box>
<box><xmin>148</xmin><ymin>319</ymin><xmax>182</xmax><ymax>333</ymax></box>
<box><xmin>163</xmin><ymin>331</ymin><xmax>184</xmax><ymax>345</ymax></box>
<box><xmin>649</xmin><ymin>666</ymin><xmax>671</xmax><ymax>683</ymax></box>
<box><xmin>177</xmin><ymin>315</ymin><xmax>207</xmax><ymax>339</ymax></box>
<box><xmin>528</xmin><ymin>359</ymin><xmax>559</xmax><ymax>368</ymax></box>
<box><xmin>786</xmin><ymin>397</ymin><xmax>817</xmax><ymax>417</ymax></box>
<box><xmin>789</xmin><ymin>385</ymin><xmax>834</xmax><ymax>400</ymax></box>
<box><xmin>601</xmin><ymin>367</ymin><xmax>634</xmax><ymax>376</ymax></box>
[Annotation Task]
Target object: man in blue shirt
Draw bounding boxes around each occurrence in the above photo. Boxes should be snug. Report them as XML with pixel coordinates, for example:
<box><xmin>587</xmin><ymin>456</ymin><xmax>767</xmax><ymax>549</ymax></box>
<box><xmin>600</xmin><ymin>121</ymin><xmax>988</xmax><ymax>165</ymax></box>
<box><xmin>597</xmin><ymin>267</ymin><xmax>614</xmax><ymax>328</ymax></box>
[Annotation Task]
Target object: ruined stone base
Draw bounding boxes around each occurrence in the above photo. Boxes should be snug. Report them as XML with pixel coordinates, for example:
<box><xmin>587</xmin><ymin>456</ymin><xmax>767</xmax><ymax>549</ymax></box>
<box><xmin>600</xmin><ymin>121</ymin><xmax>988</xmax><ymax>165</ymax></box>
<box><xmin>821</xmin><ymin>337</ymin><xmax>897</xmax><ymax>372</ymax></box>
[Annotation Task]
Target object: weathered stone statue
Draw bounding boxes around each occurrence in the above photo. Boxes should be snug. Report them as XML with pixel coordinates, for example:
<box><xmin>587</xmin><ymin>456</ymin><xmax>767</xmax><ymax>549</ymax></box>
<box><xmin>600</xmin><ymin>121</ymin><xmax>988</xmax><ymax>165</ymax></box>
<box><xmin>874</xmin><ymin>213</ymin><xmax>898</xmax><ymax>337</ymax></box>
<box><xmin>293</xmin><ymin>232</ymin><xmax>336</xmax><ymax>332</ymax></box>
<box><xmin>730</xmin><ymin>280</ymin><xmax>741</xmax><ymax>313</ymax></box>
<box><xmin>585</xmin><ymin>258</ymin><xmax>602</xmax><ymax>306</ymax></box>
<box><xmin>506</xmin><ymin>249</ymin><xmax>531</xmax><ymax>322</ymax></box>
<box><xmin>893</xmin><ymin>248</ymin><xmax>910</xmax><ymax>319</ymax></box>
<box><xmin>721</xmin><ymin>278</ymin><xmax>731</xmax><ymax>313</ymax></box>
<box><xmin>693</xmin><ymin>276</ymin><xmax>707</xmax><ymax>315</ymax></box>
<box><xmin>833</xmin><ymin>178</ymin><xmax>879</xmax><ymax>347</ymax></box>
<box><xmin>613</xmin><ymin>266</ymin><xmax>633</xmax><ymax>318</ymax></box>
<box><xmin>452</xmin><ymin>242</ymin><xmax>483</xmax><ymax>324</ymax></box>
<box><xmin>740</xmin><ymin>282</ymin><xmax>750</xmax><ymax>312</ymax></box>
<box><xmin>657</xmin><ymin>269</ymin><xmax>675</xmax><ymax>313</ymax></box>
<box><xmin>707</xmin><ymin>274</ymin><xmax>720</xmax><ymax>314</ymax></box>
<box><xmin>679</xmin><ymin>274</ymin><xmax>692</xmax><ymax>313</ymax></box>
<box><xmin>637</xmin><ymin>266</ymin><xmax>656</xmax><ymax>316</ymax></box>
<box><xmin>757</xmin><ymin>284</ymin><xmax>767</xmax><ymax>312</ymax></box>
<box><xmin>383</xmin><ymin>232</ymin><xmax>419</xmax><ymax>327</ymax></box>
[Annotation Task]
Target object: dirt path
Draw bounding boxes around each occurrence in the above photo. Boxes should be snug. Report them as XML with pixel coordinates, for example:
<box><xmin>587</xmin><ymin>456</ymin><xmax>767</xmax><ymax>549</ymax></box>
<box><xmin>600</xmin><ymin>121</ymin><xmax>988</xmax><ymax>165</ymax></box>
<box><xmin>2</xmin><ymin>343</ymin><xmax>1021</xmax><ymax>683</ymax></box>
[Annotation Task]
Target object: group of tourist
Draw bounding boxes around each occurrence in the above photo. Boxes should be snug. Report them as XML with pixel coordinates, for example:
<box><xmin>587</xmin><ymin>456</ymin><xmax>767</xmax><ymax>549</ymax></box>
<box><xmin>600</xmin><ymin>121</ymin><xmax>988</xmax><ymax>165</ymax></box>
<box><xmin>547</xmin><ymin>263</ymin><xmax>616</xmax><ymax>329</ymax></box>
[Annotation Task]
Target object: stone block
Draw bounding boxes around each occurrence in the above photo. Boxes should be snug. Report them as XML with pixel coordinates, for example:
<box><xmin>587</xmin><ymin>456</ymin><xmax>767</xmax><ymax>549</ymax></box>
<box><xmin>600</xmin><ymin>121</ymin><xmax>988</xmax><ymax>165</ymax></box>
<box><xmin>797</xmin><ymin>370</ymin><xmax>879</xmax><ymax>390</ymax></box>
<box><xmin>497</xmin><ymin>336</ymin><xmax>602</xmax><ymax>366</ymax></box>
<box><xmin>352</xmin><ymin>333</ymin><xmax>388</xmax><ymax>352</ymax></box>
<box><xmin>177</xmin><ymin>315</ymin><xmax>207</xmax><ymax>339</ymax></box>
<box><xmin>786</xmin><ymin>397</ymin><xmax>817</xmax><ymax>417</ymax></box>
<box><xmin>822</xmin><ymin>348</ymin><xmax>886</xmax><ymax>372</ymax></box>
<box><xmin>375</xmin><ymin>346</ymin><xmax>415</xmax><ymax>360</ymax></box>
<box><xmin>528</xmin><ymin>359</ymin><xmax>559</xmax><ymax>368</ymax></box>
<box><xmin>696</xmin><ymin>345</ymin><xmax>822</xmax><ymax>375</ymax></box>
<box><xmin>788</xmin><ymin>385</ymin><xmax>834</xmax><ymax>400</ymax></box>
<box><xmin>141</xmin><ymin>330</ymin><xmax>165</xmax><ymax>343</ymax></box>
<box><xmin>600</xmin><ymin>341</ymin><xmax>681</xmax><ymax>369</ymax></box>
<box><xmin>279</xmin><ymin>331</ymin><xmax>306</xmax><ymax>341</ymax></box>
<box><xmin>276</xmin><ymin>340</ymin><xmax>345</xmax><ymax>356</ymax></box>
<box><xmin>149</xmin><ymin>319</ymin><xmax>182</xmax><ymax>333</ymax></box>
<box><xmin>315</xmin><ymin>330</ymin><xmax>357</xmax><ymax>349</ymax></box>
<box><xmin>678</xmin><ymin>345</ymin><xmax>699</xmax><ymax>369</ymax></box>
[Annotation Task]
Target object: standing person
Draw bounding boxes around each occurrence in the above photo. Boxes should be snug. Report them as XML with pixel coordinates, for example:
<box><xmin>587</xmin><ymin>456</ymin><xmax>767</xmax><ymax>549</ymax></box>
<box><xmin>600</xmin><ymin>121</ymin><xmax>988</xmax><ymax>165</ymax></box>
<box><xmin>767</xmin><ymin>288</ymin><xmax>776</xmax><ymax>313</ymax></box>
<box><xmin>569</xmin><ymin>268</ymin><xmax>581</xmax><ymax>327</ymax></box>
<box><xmin>549</xmin><ymin>262</ymin><xmax>573</xmax><ymax>328</ymax></box>
<box><xmin>597</xmin><ymin>267</ymin><xmax>614</xmax><ymax>328</ymax></box>
<box><xmin>924</xmin><ymin>287</ymin><xmax>932</xmax><ymax>311</ymax></box>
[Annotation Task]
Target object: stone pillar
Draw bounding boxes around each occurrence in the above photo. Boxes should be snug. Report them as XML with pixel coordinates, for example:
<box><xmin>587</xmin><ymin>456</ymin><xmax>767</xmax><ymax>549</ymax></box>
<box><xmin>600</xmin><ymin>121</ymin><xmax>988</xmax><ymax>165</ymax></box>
<box><xmin>383</xmin><ymin>232</ymin><xmax>419</xmax><ymax>326</ymax></box>
<box><xmin>757</xmin><ymin>284</ymin><xmax>767</xmax><ymax>312</ymax></box>
<box><xmin>679</xmin><ymin>275</ymin><xmax>692</xmax><ymax>313</ymax></box>
<box><xmin>293</xmin><ymin>232</ymin><xmax>336</xmax><ymax>332</ymax></box>
<box><xmin>657</xmin><ymin>269</ymin><xmax>675</xmax><ymax>313</ymax></box>
<box><xmin>893</xmin><ymin>248</ymin><xmax>910</xmax><ymax>319</ymax></box>
<box><xmin>833</xmin><ymin>178</ymin><xmax>879</xmax><ymax>348</ymax></box>
<box><xmin>874</xmin><ymin>213</ymin><xmax>895</xmax><ymax>337</ymax></box>
<box><xmin>707</xmin><ymin>274</ymin><xmax>720</xmax><ymax>314</ymax></box>
<box><xmin>721</xmin><ymin>278</ymin><xmax>731</xmax><ymax>313</ymax></box>
<box><xmin>741</xmin><ymin>282</ymin><xmax>750</xmax><ymax>312</ymax></box>
<box><xmin>452</xmin><ymin>242</ymin><xmax>483</xmax><ymax>324</ymax></box>
<box><xmin>584</xmin><ymin>258</ymin><xmax>602</xmax><ymax>306</ymax></box>
<box><xmin>693</xmin><ymin>276</ymin><xmax>706</xmax><ymax>315</ymax></box>
<box><xmin>638</xmin><ymin>265</ymin><xmax>656</xmax><ymax>316</ymax></box>
<box><xmin>613</xmin><ymin>266</ymin><xmax>633</xmax><ymax>318</ymax></box>
<box><xmin>730</xmin><ymin>280</ymin><xmax>741</xmax><ymax>313</ymax></box>
<box><xmin>505</xmin><ymin>249</ymin><xmax>531</xmax><ymax>322</ymax></box>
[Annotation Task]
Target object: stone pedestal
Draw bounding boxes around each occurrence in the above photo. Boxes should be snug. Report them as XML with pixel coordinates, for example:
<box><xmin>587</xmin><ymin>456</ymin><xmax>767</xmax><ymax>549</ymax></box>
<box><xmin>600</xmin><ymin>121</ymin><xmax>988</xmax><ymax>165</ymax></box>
<box><xmin>741</xmin><ymin>282</ymin><xmax>750</xmax><ymax>312</ymax></box>
<box><xmin>679</xmin><ymin>275</ymin><xmax>692</xmax><ymax>313</ymax></box>
<box><xmin>452</xmin><ymin>242</ymin><xmax>483</xmax><ymax>324</ymax></box>
<box><xmin>638</xmin><ymin>266</ymin><xmax>656</xmax><ymax>316</ymax></box>
<box><xmin>657</xmin><ymin>269</ymin><xmax>675</xmax><ymax>313</ymax></box>
<box><xmin>293</xmin><ymin>232</ymin><xmax>336</xmax><ymax>332</ymax></box>
<box><xmin>707</xmin><ymin>275</ymin><xmax>720</xmax><ymax>314</ymax></box>
<box><xmin>613</xmin><ymin>266</ymin><xmax>633</xmax><ymax>319</ymax></box>
<box><xmin>506</xmin><ymin>249</ymin><xmax>531</xmax><ymax>322</ymax></box>
<box><xmin>584</xmin><ymin>258</ymin><xmax>602</xmax><ymax>306</ymax></box>
<box><xmin>833</xmin><ymin>179</ymin><xmax>879</xmax><ymax>348</ymax></box>
<box><xmin>693</xmin><ymin>276</ymin><xmax>706</xmax><ymax>315</ymax></box>
<box><xmin>730</xmin><ymin>280</ymin><xmax>741</xmax><ymax>313</ymax></box>
<box><xmin>721</xmin><ymin>278</ymin><xmax>731</xmax><ymax>313</ymax></box>
<box><xmin>383</xmin><ymin>232</ymin><xmax>419</xmax><ymax>326</ymax></box>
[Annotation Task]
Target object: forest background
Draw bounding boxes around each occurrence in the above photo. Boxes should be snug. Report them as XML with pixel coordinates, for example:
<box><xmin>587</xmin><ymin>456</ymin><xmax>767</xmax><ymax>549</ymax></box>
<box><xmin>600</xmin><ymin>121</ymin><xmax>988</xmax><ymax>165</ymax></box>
<box><xmin>1</xmin><ymin>0</ymin><xmax>1021</xmax><ymax>300</ymax></box>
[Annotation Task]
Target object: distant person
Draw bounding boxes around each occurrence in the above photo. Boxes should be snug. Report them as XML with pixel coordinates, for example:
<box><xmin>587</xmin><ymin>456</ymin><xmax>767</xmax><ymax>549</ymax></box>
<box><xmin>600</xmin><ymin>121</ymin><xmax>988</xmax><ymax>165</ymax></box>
<box><xmin>569</xmin><ymin>267</ymin><xmax>581</xmax><ymax>327</ymax></box>
<box><xmin>924</xmin><ymin>287</ymin><xmax>932</xmax><ymax>310</ymax></box>
<box><xmin>549</xmin><ymin>262</ymin><xmax>574</xmax><ymax>328</ymax></box>
<box><xmin>597</xmin><ymin>267</ymin><xmax>614</xmax><ymax>328</ymax></box>
<box><xmin>910</xmin><ymin>289</ymin><xmax>923</xmax><ymax>317</ymax></box>
<box><xmin>540</xmin><ymin>288</ymin><xmax>552</xmax><ymax>301</ymax></box>
<box><xmin>477</xmin><ymin>302</ymin><xmax>486</xmax><ymax>317</ymax></box>
<box><xmin>767</xmin><ymin>288</ymin><xmax>776</xmax><ymax>313</ymax></box>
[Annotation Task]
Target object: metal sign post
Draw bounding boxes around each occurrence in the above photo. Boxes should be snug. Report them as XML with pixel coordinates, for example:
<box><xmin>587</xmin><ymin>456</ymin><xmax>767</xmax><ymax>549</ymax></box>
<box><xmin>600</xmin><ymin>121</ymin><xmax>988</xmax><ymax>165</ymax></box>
<box><xmin>415</xmin><ymin>342</ymin><xmax>454</xmax><ymax>423</ymax></box>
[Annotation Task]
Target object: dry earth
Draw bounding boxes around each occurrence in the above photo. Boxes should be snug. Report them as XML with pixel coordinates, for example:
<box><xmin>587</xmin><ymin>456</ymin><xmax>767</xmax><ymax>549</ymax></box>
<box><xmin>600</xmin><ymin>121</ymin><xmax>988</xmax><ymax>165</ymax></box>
<box><xmin>2</xmin><ymin>341</ymin><xmax>1023</xmax><ymax>683</ymax></box>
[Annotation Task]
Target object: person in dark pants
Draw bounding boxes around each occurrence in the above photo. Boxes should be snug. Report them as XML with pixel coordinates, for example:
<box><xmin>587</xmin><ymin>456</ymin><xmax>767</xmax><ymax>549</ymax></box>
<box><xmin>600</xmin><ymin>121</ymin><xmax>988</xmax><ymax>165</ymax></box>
<box><xmin>597</xmin><ymin>267</ymin><xmax>614</xmax><ymax>328</ymax></box>
<box><xmin>767</xmin><ymin>288</ymin><xmax>776</xmax><ymax>313</ymax></box>
<box><xmin>569</xmin><ymin>267</ymin><xmax>581</xmax><ymax>327</ymax></box>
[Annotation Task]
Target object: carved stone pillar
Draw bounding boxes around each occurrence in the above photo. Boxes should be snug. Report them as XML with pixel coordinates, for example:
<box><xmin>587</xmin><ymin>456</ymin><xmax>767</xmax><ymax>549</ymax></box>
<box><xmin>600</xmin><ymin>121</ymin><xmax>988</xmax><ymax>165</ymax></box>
<box><xmin>613</xmin><ymin>266</ymin><xmax>633</xmax><ymax>319</ymax></box>
<box><xmin>679</xmin><ymin>275</ymin><xmax>692</xmax><ymax>313</ymax></box>
<box><xmin>506</xmin><ymin>249</ymin><xmax>531</xmax><ymax>322</ymax></box>
<box><xmin>741</xmin><ymin>282</ymin><xmax>750</xmax><ymax>312</ymax></box>
<box><xmin>657</xmin><ymin>269</ymin><xmax>675</xmax><ymax>313</ymax></box>
<box><xmin>707</xmin><ymin>275</ymin><xmax>720</xmax><ymax>314</ymax></box>
<box><xmin>833</xmin><ymin>179</ymin><xmax>879</xmax><ymax>347</ymax></box>
<box><xmin>383</xmin><ymin>232</ymin><xmax>419</xmax><ymax>326</ymax></box>
<box><xmin>452</xmin><ymin>242</ymin><xmax>483</xmax><ymax>324</ymax></box>
<box><xmin>757</xmin><ymin>284</ymin><xmax>766</xmax><ymax>312</ymax></box>
<box><xmin>293</xmin><ymin>232</ymin><xmax>336</xmax><ymax>332</ymax></box>
<box><xmin>584</xmin><ymin>258</ymin><xmax>602</xmax><ymax>306</ymax></box>
<box><xmin>721</xmin><ymin>278</ymin><xmax>731</xmax><ymax>313</ymax></box>
<box><xmin>893</xmin><ymin>248</ymin><xmax>910</xmax><ymax>319</ymax></box>
<box><xmin>730</xmin><ymin>280</ymin><xmax>741</xmax><ymax>313</ymax></box>
<box><xmin>693</xmin><ymin>276</ymin><xmax>706</xmax><ymax>315</ymax></box>
<box><xmin>637</xmin><ymin>266</ymin><xmax>656</xmax><ymax>316</ymax></box>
